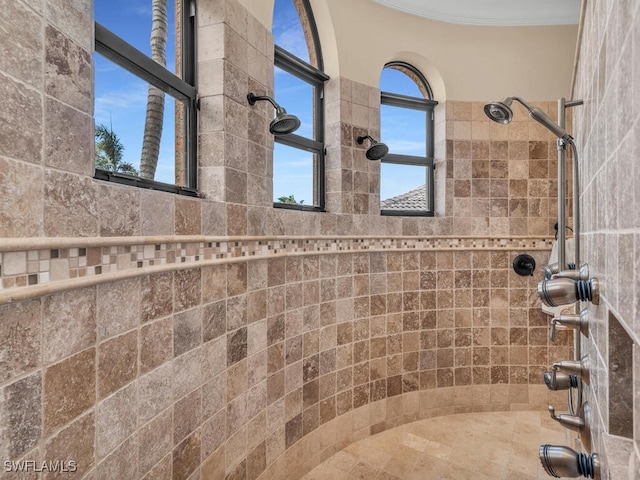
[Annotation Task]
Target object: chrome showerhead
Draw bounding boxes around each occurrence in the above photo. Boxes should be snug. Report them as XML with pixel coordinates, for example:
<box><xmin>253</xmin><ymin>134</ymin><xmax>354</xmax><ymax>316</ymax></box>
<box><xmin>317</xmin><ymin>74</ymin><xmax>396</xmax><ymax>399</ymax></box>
<box><xmin>357</xmin><ymin>135</ymin><xmax>389</xmax><ymax>160</ymax></box>
<box><xmin>484</xmin><ymin>96</ymin><xmax>573</xmax><ymax>141</ymax></box>
<box><xmin>247</xmin><ymin>93</ymin><xmax>301</xmax><ymax>136</ymax></box>
<box><xmin>270</xmin><ymin>107</ymin><xmax>301</xmax><ymax>135</ymax></box>
<box><xmin>484</xmin><ymin>97</ymin><xmax>514</xmax><ymax>124</ymax></box>
<box><xmin>543</xmin><ymin>370</ymin><xmax>579</xmax><ymax>391</ymax></box>
<box><xmin>539</xmin><ymin>445</ymin><xmax>600</xmax><ymax>479</ymax></box>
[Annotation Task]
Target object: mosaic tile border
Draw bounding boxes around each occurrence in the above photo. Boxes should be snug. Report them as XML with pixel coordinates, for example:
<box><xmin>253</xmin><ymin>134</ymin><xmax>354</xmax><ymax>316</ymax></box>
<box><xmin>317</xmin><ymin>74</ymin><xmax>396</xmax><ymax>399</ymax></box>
<box><xmin>0</xmin><ymin>236</ymin><xmax>553</xmax><ymax>294</ymax></box>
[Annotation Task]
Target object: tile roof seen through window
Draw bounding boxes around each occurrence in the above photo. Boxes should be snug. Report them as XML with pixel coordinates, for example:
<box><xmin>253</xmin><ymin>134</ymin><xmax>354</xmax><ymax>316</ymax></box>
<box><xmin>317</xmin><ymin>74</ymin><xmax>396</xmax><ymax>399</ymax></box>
<box><xmin>380</xmin><ymin>184</ymin><xmax>427</xmax><ymax>211</ymax></box>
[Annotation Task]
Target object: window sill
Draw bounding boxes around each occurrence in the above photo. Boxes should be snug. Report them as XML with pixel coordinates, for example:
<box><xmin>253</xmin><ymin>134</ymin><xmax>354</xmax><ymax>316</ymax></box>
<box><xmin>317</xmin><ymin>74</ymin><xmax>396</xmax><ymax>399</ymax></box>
<box><xmin>381</xmin><ymin>210</ymin><xmax>434</xmax><ymax>217</ymax></box>
<box><xmin>94</xmin><ymin>169</ymin><xmax>198</xmax><ymax>197</ymax></box>
<box><xmin>273</xmin><ymin>202</ymin><xmax>325</xmax><ymax>212</ymax></box>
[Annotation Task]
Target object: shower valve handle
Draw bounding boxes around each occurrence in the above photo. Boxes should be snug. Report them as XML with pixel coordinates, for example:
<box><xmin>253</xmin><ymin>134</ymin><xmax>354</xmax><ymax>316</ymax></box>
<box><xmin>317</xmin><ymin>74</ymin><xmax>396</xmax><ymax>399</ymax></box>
<box><xmin>550</xmin><ymin>310</ymin><xmax>590</xmax><ymax>342</ymax></box>
<box><xmin>548</xmin><ymin>405</ymin><xmax>584</xmax><ymax>433</ymax></box>
<box><xmin>548</xmin><ymin>402</ymin><xmax>593</xmax><ymax>453</ymax></box>
<box><xmin>549</xmin><ymin>319</ymin><xmax>558</xmax><ymax>342</ymax></box>
<box><xmin>553</xmin><ymin>264</ymin><xmax>590</xmax><ymax>281</ymax></box>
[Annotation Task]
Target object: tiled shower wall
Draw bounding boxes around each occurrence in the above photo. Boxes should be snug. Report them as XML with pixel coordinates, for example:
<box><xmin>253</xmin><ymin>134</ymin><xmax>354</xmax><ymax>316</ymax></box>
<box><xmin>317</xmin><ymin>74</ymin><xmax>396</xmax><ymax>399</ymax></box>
<box><xmin>573</xmin><ymin>0</ymin><xmax>640</xmax><ymax>478</ymax></box>
<box><xmin>0</xmin><ymin>0</ymin><xmax>573</xmax><ymax>479</ymax></box>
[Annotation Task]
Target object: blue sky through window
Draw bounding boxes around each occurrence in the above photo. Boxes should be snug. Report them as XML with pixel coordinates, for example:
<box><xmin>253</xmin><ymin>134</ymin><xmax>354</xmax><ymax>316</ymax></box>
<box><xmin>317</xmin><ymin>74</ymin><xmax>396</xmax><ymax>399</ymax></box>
<box><xmin>94</xmin><ymin>0</ymin><xmax>180</xmax><ymax>185</ymax></box>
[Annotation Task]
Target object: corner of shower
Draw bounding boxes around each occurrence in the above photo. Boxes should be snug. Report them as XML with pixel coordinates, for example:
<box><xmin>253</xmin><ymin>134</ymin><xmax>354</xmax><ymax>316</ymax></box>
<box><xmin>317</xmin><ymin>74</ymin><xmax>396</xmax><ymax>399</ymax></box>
<box><xmin>484</xmin><ymin>96</ymin><xmax>604</xmax><ymax>479</ymax></box>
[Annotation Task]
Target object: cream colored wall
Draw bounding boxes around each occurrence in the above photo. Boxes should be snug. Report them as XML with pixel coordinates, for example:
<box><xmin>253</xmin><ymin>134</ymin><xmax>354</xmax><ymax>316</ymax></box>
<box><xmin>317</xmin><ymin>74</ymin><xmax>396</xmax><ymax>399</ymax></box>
<box><xmin>238</xmin><ymin>0</ymin><xmax>578</xmax><ymax>101</ymax></box>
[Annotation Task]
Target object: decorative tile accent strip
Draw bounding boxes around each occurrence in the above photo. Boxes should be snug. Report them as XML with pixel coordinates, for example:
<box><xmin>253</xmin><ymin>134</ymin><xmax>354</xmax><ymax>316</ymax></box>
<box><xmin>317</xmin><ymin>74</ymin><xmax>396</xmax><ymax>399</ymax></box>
<box><xmin>0</xmin><ymin>236</ymin><xmax>553</xmax><ymax>294</ymax></box>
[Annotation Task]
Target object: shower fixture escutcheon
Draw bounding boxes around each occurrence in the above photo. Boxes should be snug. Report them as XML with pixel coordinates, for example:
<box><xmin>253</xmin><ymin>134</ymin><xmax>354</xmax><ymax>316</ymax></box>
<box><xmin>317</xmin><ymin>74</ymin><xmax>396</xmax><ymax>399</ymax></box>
<box><xmin>548</xmin><ymin>402</ymin><xmax>593</xmax><ymax>452</ymax></box>
<box><xmin>550</xmin><ymin>309</ymin><xmax>589</xmax><ymax>341</ymax></box>
<box><xmin>513</xmin><ymin>254</ymin><xmax>536</xmax><ymax>276</ymax></box>
<box><xmin>539</xmin><ymin>445</ymin><xmax>600</xmax><ymax>479</ymax></box>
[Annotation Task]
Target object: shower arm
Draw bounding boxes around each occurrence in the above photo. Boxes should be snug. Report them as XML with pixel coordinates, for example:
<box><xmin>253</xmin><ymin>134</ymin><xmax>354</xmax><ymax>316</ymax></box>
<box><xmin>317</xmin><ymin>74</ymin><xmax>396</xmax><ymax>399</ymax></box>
<box><xmin>247</xmin><ymin>93</ymin><xmax>284</xmax><ymax>114</ymax></box>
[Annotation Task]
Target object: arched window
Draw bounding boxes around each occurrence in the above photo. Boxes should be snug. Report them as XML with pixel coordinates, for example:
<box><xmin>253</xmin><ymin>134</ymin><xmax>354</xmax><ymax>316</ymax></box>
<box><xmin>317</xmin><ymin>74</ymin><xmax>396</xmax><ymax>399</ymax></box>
<box><xmin>272</xmin><ymin>0</ymin><xmax>329</xmax><ymax>210</ymax></box>
<box><xmin>379</xmin><ymin>62</ymin><xmax>437</xmax><ymax>216</ymax></box>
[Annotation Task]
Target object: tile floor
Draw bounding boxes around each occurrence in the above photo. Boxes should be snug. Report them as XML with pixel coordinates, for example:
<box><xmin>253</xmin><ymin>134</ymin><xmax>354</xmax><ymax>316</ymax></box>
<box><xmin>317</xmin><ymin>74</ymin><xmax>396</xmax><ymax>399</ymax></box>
<box><xmin>301</xmin><ymin>411</ymin><xmax>571</xmax><ymax>480</ymax></box>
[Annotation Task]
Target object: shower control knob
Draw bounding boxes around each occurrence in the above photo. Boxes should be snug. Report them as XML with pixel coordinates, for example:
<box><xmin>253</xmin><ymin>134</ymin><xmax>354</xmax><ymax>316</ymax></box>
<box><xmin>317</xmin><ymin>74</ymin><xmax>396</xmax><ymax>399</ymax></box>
<box><xmin>549</xmin><ymin>309</ymin><xmax>589</xmax><ymax>341</ymax></box>
<box><xmin>551</xmin><ymin>356</ymin><xmax>591</xmax><ymax>385</ymax></box>
<box><xmin>548</xmin><ymin>405</ymin><xmax>584</xmax><ymax>432</ymax></box>
<box><xmin>547</xmin><ymin>402</ymin><xmax>593</xmax><ymax>453</ymax></box>
<box><xmin>513</xmin><ymin>254</ymin><xmax>536</xmax><ymax>276</ymax></box>
<box><xmin>553</xmin><ymin>263</ymin><xmax>590</xmax><ymax>281</ymax></box>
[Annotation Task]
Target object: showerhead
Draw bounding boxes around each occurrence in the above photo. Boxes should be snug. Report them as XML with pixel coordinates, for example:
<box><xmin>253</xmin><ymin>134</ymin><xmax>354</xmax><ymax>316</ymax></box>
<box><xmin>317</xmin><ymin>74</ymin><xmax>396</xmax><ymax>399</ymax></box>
<box><xmin>484</xmin><ymin>98</ymin><xmax>514</xmax><ymax>124</ymax></box>
<box><xmin>247</xmin><ymin>93</ymin><xmax>301</xmax><ymax>136</ymax></box>
<box><xmin>543</xmin><ymin>370</ymin><xmax>579</xmax><ymax>391</ymax></box>
<box><xmin>539</xmin><ymin>445</ymin><xmax>600</xmax><ymax>479</ymax></box>
<box><xmin>357</xmin><ymin>135</ymin><xmax>389</xmax><ymax>160</ymax></box>
<box><xmin>484</xmin><ymin>96</ymin><xmax>573</xmax><ymax>141</ymax></box>
<box><xmin>270</xmin><ymin>107</ymin><xmax>301</xmax><ymax>135</ymax></box>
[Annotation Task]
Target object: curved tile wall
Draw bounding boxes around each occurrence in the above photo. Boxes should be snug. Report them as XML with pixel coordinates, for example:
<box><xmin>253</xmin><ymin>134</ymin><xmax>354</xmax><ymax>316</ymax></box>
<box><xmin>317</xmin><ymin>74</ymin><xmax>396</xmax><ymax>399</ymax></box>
<box><xmin>0</xmin><ymin>236</ymin><xmax>569</xmax><ymax>479</ymax></box>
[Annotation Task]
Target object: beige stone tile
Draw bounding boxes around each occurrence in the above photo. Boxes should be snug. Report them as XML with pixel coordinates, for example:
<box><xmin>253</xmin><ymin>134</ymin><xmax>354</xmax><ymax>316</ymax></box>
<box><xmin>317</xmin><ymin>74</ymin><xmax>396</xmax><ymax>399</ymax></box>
<box><xmin>96</xmin><ymin>382</ymin><xmax>137</xmax><ymax>458</ymax></box>
<box><xmin>0</xmin><ymin>372</ymin><xmax>42</xmax><ymax>460</ymax></box>
<box><xmin>43</xmin><ymin>348</ymin><xmax>95</xmax><ymax>434</ymax></box>
<box><xmin>96</xmin><ymin>434</ymin><xmax>137</xmax><ymax>480</ymax></box>
<box><xmin>0</xmin><ymin>72</ymin><xmax>43</xmax><ymax>164</ymax></box>
<box><xmin>45</xmin><ymin>25</ymin><xmax>91</xmax><ymax>112</ymax></box>
<box><xmin>45</xmin><ymin>96</ymin><xmax>93</xmax><ymax>175</ymax></box>
<box><xmin>44</xmin><ymin>411</ymin><xmax>95</xmax><ymax>478</ymax></box>
<box><xmin>98</xmin><ymin>330</ymin><xmax>138</xmax><ymax>399</ymax></box>
<box><xmin>45</xmin><ymin>172</ymin><xmax>98</xmax><ymax>234</ymax></box>
<box><xmin>0</xmin><ymin>299</ymin><xmax>41</xmax><ymax>383</ymax></box>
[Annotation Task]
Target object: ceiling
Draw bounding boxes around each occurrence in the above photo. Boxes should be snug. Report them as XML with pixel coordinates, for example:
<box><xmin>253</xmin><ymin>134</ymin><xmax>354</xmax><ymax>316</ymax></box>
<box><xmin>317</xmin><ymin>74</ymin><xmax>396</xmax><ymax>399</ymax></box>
<box><xmin>371</xmin><ymin>0</ymin><xmax>582</xmax><ymax>26</ymax></box>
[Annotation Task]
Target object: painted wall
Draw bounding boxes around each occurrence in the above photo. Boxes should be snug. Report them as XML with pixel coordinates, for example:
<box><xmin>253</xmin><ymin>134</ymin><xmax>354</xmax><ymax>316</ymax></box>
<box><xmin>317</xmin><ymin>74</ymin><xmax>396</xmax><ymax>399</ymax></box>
<box><xmin>239</xmin><ymin>0</ymin><xmax>578</xmax><ymax>100</ymax></box>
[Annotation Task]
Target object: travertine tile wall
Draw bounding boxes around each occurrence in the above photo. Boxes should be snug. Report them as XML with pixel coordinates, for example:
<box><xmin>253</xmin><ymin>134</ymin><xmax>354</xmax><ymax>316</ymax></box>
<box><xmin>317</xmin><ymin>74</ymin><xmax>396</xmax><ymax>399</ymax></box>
<box><xmin>0</xmin><ymin>0</ymin><xmax>574</xmax><ymax>479</ymax></box>
<box><xmin>573</xmin><ymin>1</ymin><xmax>640</xmax><ymax>479</ymax></box>
<box><xmin>445</xmin><ymin>100</ymin><xmax>570</xmax><ymax>238</ymax></box>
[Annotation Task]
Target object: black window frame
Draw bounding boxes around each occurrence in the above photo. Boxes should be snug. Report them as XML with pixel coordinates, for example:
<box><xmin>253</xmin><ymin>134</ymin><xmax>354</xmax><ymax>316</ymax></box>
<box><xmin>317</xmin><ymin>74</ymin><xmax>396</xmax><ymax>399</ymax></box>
<box><xmin>272</xmin><ymin>0</ymin><xmax>329</xmax><ymax>212</ymax></box>
<box><xmin>380</xmin><ymin>62</ymin><xmax>438</xmax><ymax>217</ymax></box>
<box><xmin>93</xmin><ymin>0</ymin><xmax>198</xmax><ymax>197</ymax></box>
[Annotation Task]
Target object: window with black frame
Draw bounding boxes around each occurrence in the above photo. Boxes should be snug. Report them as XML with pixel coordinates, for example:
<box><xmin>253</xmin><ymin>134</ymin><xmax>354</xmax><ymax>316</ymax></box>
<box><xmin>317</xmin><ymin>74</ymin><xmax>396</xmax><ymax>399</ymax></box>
<box><xmin>272</xmin><ymin>0</ymin><xmax>329</xmax><ymax>210</ymax></box>
<box><xmin>93</xmin><ymin>0</ymin><xmax>197</xmax><ymax>196</ymax></box>
<box><xmin>380</xmin><ymin>62</ymin><xmax>437</xmax><ymax>216</ymax></box>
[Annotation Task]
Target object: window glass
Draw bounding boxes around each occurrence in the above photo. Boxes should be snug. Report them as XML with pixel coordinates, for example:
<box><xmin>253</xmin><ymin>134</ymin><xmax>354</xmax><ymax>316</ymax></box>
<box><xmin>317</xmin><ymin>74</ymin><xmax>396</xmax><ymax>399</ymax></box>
<box><xmin>380</xmin><ymin>68</ymin><xmax>423</xmax><ymax>97</ymax></box>
<box><xmin>95</xmin><ymin>0</ymin><xmax>180</xmax><ymax>77</ymax></box>
<box><xmin>94</xmin><ymin>53</ymin><xmax>183</xmax><ymax>185</ymax></box>
<box><xmin>380</xmin><ymin>164</ymin><xmax>428</xmax><ymax>204</ymax></box>
<box><xmin>273</xmin><ymin>143</ymin><xmax>316</xmax><ymax>205</ymax></box>
<box><xmin>274</xmin><ymin>66</ymin><xmax>314</xmax><ymax>139</ymax></box>
<box><xmin>273</xmin><ymin>0</ymin><xmax>311</xmax><ymax>63</ymax></box>
<box><xmin>380</xmin><ymin>104</ymin><xmax>426</xmax><ymax>156</ymax></box>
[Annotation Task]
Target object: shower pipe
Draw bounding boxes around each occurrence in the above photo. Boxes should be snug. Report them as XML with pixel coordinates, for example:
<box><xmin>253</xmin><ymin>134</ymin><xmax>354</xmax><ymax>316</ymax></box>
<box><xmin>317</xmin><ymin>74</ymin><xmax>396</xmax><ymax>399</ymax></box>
<box><xmin>558</xmin><ymin>98</ymin><xmax>584</xmax><ymax>416</ymax></box>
